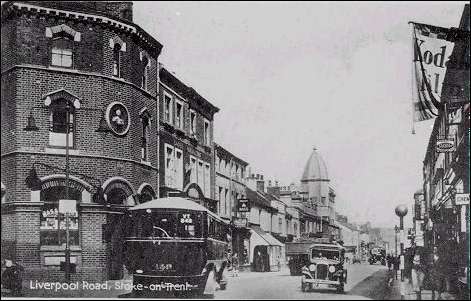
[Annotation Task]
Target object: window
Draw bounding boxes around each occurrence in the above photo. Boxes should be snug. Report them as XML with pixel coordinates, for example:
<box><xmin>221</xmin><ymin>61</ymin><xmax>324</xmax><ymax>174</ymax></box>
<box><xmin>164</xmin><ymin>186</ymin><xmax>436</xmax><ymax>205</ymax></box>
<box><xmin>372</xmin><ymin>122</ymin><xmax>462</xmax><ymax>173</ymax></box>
<box><xmin>175</xmin><ymin>100</ymin><xmax>183</xmax><ymax>129</ymax></box>
<box><xmin>224</xmin><ymin>188</ymin><xmax>230</xmax><ymax>216</ymax></box>
<box><xmin>141</xmin><ymin>56</ymin><xmax>150</xmax><ymax>90</ymax></box>
<box><xmin>204</xmin><ymin>119</ymin><xmax>210</xmax><ymax>146</ymax></box>
<box><xmin>190</xmin><ymin>110</ymin><xmax>196</xmax><ymax>136</ymax></box>
<box><xmin>164</xmin><ymin>93</ymin><xmax>173</xmax><ymax>124</ymax></box>
<box><xmin>141</xmin><ymin>114</ymin><xmax>150</xmax><ymax>162</ymax></box>
<box><xmin>49</xmin><ymin>99</ymin><xmax>75</xmax><ymax>147</ymax></box>
<box><xmin>190</xmin><ymin>156</ymin><xmax>197</xmax><ymax>184</ymax></box>
<box><xmin>40</xmin><ymin>185</ymin><xmax>80</xmax><ymax>246</ymax></box>
<box><xmin>51</xmin><ymin>48</ymin><xmax>73</xmax><ymax>68</ymax></box>
<box><xmin>175</xmin><ymin>148</ymin><xmax>183</xmax><ymax>190</ymax></box>
<box><xmin>198</xmin><ymin>161</ymin><xmax>204</xmax><ymax>193</ymax></box>
<box><xmin>204</xmin><ymin>163</ymin><xmax>211</xmax><ymax>198</ymax></box>
<box><xmin>165</xmin><ymin>145</ymin><xmax>175</xmax><ymax>188</ymax></box>
<box><xmin>112</xmin><ymin>43</ymin><xmax>122</xmax><ymax>77</ymax></box>
<box><xmin>321</xmin><ymin>197</ymin><xmax>326</xmax><ymax>205</ymax></box>
<box><xmin>218</xmin><ymin>187</ymin><xmax>223</xmax><ymax>216</ymax></box>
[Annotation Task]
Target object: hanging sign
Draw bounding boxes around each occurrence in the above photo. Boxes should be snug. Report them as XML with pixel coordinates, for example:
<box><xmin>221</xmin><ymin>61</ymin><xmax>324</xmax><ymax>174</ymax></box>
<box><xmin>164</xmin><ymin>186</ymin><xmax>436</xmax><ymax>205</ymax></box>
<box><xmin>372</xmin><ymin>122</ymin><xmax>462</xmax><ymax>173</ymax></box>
<box><xmin>237</xmin><ymin>199</ymin><xmax>250</xmax><ymax>212</ymax></box>
<box><xmin>455</xmin><ymin>193</ymin><xmax>470</xmax><ymax>205</ymax></box>
<box><xmin>436</xmin><ymin>138</ymin><xmax>455</xmax><ymax>153</ymax></box>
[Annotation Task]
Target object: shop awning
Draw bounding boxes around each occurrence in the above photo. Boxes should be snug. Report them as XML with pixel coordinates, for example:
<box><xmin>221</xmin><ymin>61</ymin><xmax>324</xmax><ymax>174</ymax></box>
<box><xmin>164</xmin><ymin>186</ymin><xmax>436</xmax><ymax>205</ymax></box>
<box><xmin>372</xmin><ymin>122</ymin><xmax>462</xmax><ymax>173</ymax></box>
<box><xmin>250</xmin><ymin>225</ymin><xmax>283</xmax><ymax>247</ymax></box>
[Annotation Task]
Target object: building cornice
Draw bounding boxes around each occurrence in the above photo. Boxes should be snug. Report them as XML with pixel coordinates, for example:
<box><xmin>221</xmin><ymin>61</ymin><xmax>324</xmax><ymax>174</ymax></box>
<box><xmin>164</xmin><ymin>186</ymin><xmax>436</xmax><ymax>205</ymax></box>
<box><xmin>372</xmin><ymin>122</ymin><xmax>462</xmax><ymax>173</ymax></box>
<box><xmin>1</xmin><ymin>1</ymin><xmax>163</xmax><ymax>56</ymax></box>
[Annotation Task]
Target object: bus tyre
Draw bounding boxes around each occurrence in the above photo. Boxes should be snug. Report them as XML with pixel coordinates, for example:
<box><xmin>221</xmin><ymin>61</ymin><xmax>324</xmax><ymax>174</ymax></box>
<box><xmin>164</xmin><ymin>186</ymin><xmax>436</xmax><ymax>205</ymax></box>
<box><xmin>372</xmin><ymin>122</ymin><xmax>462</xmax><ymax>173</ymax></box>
<box><xmin>337</xmin><ymin>283</ymin><xmax>345</xmax><ymax>294</ymax></box>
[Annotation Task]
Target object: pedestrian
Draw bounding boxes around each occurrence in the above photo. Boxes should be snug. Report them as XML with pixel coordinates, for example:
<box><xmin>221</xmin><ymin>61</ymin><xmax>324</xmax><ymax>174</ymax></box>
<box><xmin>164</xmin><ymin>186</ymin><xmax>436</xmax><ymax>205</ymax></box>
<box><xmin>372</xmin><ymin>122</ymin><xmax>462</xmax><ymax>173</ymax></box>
<box><xmin>411</xmin><ymin>247</ymin><xmax>426</xmax><ymax>300</ymax></box>
<box><xmin>277</xmin><ymin>255</ymin><xmax>281</xmax><ymax>272</ymax></box>
<box><xmin>231</xmin><ymin>252</ymin><xmax>239</xmax><ymax>277</ymax></box>
<box><xmin>430</xmin><ymin>247</ymin><xmax>446</xmax><ymax>300</ymax></box>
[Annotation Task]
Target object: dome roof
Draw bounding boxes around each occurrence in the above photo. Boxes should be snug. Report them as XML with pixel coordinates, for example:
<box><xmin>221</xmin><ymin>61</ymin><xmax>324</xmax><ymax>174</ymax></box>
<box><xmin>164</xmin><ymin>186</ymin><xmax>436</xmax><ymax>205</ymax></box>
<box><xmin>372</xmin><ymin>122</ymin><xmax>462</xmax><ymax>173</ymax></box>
<box><xmin>301</xmin><ymin>147</ymin><xmax>329</xmax><ymax>181</ymax></box>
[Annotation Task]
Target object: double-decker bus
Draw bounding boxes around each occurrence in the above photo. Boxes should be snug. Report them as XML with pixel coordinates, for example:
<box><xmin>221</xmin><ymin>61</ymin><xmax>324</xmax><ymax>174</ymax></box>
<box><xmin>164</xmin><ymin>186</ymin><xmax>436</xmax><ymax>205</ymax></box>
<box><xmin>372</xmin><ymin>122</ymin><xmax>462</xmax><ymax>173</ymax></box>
<box><xmin>123</xmin><ymin>197</ymin><xmax>230</xmax><ymax>297</ymax></box>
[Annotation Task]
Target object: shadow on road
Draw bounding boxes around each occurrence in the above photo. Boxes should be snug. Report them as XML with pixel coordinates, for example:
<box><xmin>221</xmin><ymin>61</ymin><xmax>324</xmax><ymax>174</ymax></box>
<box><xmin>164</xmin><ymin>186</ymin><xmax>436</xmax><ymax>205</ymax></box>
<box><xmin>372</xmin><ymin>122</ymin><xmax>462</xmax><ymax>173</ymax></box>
<box><xmin>348</xmin><ymin>269</ymin><xmax>390</xmax><ymax>300</ymax></box>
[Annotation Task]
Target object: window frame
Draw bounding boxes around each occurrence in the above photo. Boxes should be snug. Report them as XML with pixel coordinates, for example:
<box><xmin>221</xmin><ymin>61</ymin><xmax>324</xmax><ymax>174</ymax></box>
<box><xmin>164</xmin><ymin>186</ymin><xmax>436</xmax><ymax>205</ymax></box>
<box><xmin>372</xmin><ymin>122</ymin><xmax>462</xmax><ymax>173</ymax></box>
<box><xmin>174</xmin><ymin>147</ymin><xmax>183</xmax><ymax>190</ymax></box>
<box><xmin>203</xmin><ymin>118</ymin><xmax>210</xmax><ymax>146</ymax></box>
<box><xmin>190</xmin><ymin>109</ymin><xmax>197</xmax><ymax>136</ymax></box>
<box><xmin>164</xmin><ymin>144</ymin><xmax>175</xmax><ymax>188</ymax></box>
<box><xmin>48</xmin><ymin>101</ymin><xmax>76</xmax><ymax>149</ymax></box>
<box><xmin>141</xmin><ymin>114</ymin><xmax>151</xmax><ymax>162</ymax></box>
<box><xmin>164</xmin><ymin>92</ymin><xmax>173</xmax><ymax>124</ymax></box>
<box><xmin>175</xmin><ymin>98</ymin><xmax>184</xmax><ymax>130</ymax></box>
<box><xmin>112</xmin><ymin>43</ymin><xmax>122</xmax><ymax>78</ymax></box>
<box><xmin>50</xmin><ymin>36</ymin><xmax>74</xmax><ymax>68</ymax></box>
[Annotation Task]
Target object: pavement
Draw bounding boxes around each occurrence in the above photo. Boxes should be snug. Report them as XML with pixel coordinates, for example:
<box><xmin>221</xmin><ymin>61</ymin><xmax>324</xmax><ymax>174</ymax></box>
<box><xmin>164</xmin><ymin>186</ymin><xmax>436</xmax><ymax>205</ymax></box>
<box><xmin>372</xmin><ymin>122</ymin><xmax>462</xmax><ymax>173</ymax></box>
<box><xmin>386</xmin><ymin>270</ymin><xmax>458</xmax><ymax>300</ymax></box>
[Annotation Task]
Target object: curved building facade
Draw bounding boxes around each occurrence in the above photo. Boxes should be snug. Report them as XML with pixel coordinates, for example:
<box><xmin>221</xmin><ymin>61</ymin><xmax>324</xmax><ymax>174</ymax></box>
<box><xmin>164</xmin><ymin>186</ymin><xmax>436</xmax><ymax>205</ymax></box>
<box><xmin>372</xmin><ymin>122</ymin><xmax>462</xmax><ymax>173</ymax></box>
<box><xmin>1</xmin><ymin>1</ymin><xmax>162</xmax><ymax>281</ymax></box>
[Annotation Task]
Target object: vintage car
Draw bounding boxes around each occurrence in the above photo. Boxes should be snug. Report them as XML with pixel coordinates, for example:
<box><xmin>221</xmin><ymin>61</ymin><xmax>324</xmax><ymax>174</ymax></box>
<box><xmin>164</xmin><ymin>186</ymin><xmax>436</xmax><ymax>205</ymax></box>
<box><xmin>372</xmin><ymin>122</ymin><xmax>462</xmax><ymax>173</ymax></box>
<box><xmin>300</xmin><ymin>242</ymin><xmax>347</xmax><ymax>293</ymax></box>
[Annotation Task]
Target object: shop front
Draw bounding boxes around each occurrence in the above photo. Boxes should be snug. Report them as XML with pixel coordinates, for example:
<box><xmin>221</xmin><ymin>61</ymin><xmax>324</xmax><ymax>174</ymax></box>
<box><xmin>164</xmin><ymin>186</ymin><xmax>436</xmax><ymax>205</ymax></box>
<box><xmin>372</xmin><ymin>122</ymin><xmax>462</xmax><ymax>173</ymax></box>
<box><xmin>249</xmin><ymin>225</ymin><xmax>284</xmax><ymax>272</ymax></box>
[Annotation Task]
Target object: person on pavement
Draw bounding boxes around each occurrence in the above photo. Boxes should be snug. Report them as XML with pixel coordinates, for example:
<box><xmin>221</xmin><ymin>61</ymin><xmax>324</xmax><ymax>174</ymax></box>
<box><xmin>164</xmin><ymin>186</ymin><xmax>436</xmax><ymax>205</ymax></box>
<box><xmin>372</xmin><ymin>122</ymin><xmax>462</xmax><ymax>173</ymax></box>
<box><xmin>411</xmin><ymin>247</ymin><xmax>425</xmax><ymax>300</ymax></box>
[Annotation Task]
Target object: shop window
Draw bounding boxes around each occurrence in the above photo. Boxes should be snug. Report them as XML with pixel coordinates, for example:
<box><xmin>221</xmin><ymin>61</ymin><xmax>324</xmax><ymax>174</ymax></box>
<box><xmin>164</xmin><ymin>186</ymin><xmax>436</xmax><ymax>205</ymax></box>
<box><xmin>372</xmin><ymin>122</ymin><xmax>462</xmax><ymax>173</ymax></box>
<box><xmin>49</xmin><ymin>99</ymin><xmax>75</xmax><ymax>148</ymax></box>
<box><xmin>40</xmin><ymin>185</ymin><xmax>81</xmax><ymax>246</ymax></box>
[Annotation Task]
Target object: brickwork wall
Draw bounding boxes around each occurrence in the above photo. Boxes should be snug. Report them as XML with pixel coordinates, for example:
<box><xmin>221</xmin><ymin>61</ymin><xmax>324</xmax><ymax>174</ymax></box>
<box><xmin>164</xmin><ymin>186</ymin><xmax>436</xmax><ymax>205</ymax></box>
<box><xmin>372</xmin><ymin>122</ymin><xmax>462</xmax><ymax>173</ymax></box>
<box><xmin>1</xmin><ymin>1</ymin><xmax>161</xmax><ymax>283</ymax></box>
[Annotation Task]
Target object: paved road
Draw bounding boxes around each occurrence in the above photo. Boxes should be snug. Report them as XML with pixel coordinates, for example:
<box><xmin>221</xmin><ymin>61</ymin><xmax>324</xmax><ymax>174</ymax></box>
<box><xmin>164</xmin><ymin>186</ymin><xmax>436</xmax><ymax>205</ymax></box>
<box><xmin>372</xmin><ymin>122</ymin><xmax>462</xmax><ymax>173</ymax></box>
<box><xmin>216</xmin><ymin>263</ymin><xmax>391</xmax><ymax>300</ymax></box>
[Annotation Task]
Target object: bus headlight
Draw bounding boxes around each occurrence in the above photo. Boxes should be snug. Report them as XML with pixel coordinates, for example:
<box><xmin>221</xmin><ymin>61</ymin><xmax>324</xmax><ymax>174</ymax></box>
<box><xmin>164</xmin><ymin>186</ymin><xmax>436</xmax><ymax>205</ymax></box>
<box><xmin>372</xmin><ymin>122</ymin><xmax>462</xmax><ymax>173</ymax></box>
<box><xmin>136</xmin><ymin>269</ymin><xmax>143</xmax><ymax>274</ymax></box>
<box><xmin>329</xmin><ymin>266</ymin><xmax>336</xmax><ymax>273</ymax></box>
<box><xmin>309</xmin><ymin>264</ymin><xmax>316</xmax><ymax>272</ymax></box>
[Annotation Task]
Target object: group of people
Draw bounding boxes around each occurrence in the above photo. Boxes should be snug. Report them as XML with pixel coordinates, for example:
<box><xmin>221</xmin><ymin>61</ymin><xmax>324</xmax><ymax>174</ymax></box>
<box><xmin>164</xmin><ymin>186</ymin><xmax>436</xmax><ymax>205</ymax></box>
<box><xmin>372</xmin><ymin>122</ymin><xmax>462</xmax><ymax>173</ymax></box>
<box><xmin>226</xmin><ymin>250</ymin><xmax>240</xmax><ymax>277</ymax></box>
<box><xmin>387</xmin><ymin>246</ymin><xmax>452</xmax><ymax>300</ymax></box>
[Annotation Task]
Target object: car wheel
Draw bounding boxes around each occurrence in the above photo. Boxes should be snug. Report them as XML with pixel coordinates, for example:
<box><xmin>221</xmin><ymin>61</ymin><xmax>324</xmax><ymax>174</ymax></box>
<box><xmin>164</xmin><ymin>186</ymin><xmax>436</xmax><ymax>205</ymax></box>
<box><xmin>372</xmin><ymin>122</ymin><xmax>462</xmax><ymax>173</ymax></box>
<box><xmin>337</xmin><ymin>283</ymin><xmax>345</xmax><ymax>294</ymax></box>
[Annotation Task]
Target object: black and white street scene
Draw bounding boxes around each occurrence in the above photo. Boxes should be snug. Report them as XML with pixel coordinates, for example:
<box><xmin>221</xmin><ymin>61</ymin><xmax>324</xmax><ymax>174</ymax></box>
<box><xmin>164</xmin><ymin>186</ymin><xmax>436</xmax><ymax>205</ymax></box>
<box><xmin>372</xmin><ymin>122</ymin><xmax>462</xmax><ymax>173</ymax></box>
<box><xmin>0</xmin><ymin>1</ymin><xmax>469</xmax><ymax>300</ymax></box>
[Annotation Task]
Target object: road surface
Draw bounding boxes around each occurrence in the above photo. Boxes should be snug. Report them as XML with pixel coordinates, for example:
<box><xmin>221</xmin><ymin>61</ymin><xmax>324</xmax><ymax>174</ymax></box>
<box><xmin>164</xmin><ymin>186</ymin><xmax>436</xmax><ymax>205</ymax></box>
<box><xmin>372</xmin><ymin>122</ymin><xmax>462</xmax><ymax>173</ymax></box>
<box><xmin>216</xmin><ymin>263</ymin><xmax>391</xmax><ymax>300</ymax></box>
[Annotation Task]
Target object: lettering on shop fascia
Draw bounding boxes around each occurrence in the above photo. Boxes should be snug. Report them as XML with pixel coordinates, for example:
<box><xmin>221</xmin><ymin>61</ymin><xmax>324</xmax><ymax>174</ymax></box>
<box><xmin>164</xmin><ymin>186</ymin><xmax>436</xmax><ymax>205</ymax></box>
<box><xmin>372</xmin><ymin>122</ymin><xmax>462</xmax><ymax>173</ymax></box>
<box><xmin>1</xmin><ymin>65</ymin><xmax>156</xmax><ymax>100</ymax></box>
<box><xmin>3</xmin><ymin>149</ymin><xmax>158</xmax><ymax>171</ymax></box>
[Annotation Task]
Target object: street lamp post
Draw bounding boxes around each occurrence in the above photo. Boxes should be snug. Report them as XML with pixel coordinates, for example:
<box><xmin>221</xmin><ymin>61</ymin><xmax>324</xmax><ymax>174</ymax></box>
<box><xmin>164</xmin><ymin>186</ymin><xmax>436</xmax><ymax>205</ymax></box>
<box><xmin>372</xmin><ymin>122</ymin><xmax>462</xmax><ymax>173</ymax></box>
<box><xmin>23</xmin><ymin>102</ymin><xmax>109</xmax><ymax>283</ymax></box>
<box><xmin>395</xmin><ymin>204</ymin><xmax>408</xmax><ymax>300</ymax></box>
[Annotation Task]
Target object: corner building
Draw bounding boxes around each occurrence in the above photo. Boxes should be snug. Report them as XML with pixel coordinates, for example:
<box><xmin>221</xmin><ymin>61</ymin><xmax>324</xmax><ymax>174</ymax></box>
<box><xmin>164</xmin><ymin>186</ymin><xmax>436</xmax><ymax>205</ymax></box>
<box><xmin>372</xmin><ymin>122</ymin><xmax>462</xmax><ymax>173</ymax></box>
<box><xmin>1</xmin><ymin>1</ymin><xmax>162</xmax><ymax>282</ymax></box>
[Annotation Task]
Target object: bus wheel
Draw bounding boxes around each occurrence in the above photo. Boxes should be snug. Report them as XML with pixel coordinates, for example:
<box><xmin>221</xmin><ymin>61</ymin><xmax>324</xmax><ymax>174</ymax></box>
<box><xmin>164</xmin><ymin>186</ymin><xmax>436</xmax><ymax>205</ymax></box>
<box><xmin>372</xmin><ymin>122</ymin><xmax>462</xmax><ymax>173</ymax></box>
<box><xmin>204</xmin><ymin>270</ymin><xmax>217</xmax><ymax>296</ymax></box>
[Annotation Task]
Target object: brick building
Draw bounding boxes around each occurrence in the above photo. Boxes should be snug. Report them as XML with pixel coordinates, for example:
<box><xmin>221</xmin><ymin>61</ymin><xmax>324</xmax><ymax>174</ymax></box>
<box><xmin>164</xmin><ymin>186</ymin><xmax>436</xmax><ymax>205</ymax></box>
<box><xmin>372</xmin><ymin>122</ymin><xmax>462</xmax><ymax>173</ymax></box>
<box><xmin>1</xmin><ymin>1</ymin><xmax>162</xmax><ymax>282</ymax></box>
<box><xmin>158</xmin><ymin>67</ymin><xmax>219</xmax><ymax>211</ymax></box>
<box><xmin>214</xmin><ymin>143</ymin><xmax>249</xmax><ymax>264</ymax></box>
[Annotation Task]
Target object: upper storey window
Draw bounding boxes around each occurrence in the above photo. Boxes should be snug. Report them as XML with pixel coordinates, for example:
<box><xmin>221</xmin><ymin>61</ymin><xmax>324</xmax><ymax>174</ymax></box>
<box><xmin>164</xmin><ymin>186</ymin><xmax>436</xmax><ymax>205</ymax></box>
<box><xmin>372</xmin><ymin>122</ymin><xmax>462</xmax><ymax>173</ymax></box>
<box><xmin>109</xmin><ymin>36</ymin><xmax>127</xmax><ymax>78</ymax></box>
<box><xmin>45</xmin><ymin>24</ymin><xmax>81</xmax><ymax>69</ymax></box>
<box><xmin>140</xmin><ymin>51</ymin><xmax>151</xmax><ymax>91</ymax></box>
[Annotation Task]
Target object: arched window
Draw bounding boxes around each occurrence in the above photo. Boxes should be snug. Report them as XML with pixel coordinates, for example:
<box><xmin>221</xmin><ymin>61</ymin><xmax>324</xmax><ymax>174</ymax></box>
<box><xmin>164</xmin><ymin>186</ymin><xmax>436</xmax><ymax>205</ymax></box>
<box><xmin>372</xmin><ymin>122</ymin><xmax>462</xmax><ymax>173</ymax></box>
<box><xmin>113</xmin><ymin>43</ymin><xmax>122</xmax><ymax>77</ymax></box>
<box><xmin>40</xmin><ymin>181</ymin><xmax>82</xmax><ymax>246</ymax></box>
<box><xmin>103</xmin><ymin>179</ymin><xmax>134</xmax><ymax>205</ymax></box>
<box><xmin>138</xmin><ymin>184</ymin><xmax>156</xmax><ymax>204</ymax></box>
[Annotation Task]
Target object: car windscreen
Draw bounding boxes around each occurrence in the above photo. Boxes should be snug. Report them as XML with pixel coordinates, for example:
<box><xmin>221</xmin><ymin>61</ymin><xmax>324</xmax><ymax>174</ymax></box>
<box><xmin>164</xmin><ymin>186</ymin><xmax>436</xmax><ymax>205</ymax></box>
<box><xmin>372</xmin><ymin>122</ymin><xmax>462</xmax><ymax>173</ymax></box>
<box><xmin>311</xmin><ymin>248</ymin><xmax>341</xmax><ymax>260</ymax></box>
<box><xmin>131</xmin><ymin>210</ymin><xmax>204</xmax><ymax>238</ymax></box>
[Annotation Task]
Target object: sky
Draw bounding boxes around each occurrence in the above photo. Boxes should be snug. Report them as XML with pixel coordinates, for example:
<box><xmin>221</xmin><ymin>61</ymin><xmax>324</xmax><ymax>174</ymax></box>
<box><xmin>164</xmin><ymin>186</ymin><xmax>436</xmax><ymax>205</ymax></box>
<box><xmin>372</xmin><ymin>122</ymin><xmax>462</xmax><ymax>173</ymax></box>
<box><xmin>133</xmin><ymin>1</ymin><xmax>467</xmax><ymax>228</ymax></box>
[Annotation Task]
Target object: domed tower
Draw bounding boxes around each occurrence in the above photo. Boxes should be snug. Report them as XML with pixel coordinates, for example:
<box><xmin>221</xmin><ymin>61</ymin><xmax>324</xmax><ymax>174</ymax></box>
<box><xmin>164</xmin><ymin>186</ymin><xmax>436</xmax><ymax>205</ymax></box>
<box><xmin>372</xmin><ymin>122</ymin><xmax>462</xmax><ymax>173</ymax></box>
<box><xmin>300</xmin><ymin>147</ymin><xmax>330</xmax><ymax>215</ymax></box>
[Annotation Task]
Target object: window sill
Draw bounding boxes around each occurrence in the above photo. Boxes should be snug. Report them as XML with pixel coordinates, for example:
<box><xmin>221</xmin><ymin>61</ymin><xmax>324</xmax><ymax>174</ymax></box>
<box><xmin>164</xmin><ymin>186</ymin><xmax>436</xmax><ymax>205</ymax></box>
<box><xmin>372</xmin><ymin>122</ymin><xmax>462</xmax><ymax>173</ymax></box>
<box><xmin>45</xmin><ymin>147</ymin><xmax>80</xmax><ymax>156</ymax></box>
<box><xmin>140</xmin><ymin>160</ymin><xmax>152</xmax><ymax>166</ymax></box>
<box><xmin>40</xmin><ymin>245</ymin><xmax>82</xmax><ymax>252</ymax></box>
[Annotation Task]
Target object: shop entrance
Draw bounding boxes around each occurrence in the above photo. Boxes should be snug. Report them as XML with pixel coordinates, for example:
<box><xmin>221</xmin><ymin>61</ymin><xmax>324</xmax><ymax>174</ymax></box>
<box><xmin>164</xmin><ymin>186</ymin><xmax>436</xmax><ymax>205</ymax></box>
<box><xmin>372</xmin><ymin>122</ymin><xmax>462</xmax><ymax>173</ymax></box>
<box><xmin>253</xmin><ymin>245</ymin><xmax>270</xmax><ymax>272</ymax></box>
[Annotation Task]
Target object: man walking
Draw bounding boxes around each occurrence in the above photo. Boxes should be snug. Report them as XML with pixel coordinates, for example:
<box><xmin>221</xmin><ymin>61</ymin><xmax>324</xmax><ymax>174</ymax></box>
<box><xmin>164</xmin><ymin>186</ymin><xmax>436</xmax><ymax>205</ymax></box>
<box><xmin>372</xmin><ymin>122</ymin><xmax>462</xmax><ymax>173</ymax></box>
<box><xmin>411</xmin><ymin>246</ymin><xmax>426</xmax><ymax>300</ymax></box>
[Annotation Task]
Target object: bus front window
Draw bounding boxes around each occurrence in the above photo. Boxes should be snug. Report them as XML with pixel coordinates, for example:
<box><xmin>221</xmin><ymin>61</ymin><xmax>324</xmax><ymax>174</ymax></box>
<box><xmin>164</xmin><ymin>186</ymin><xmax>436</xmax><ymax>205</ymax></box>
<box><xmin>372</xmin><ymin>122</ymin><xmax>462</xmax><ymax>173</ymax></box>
<box><xmin>137</xmin><ymin>211</ymin><xmax>202</xmax><ymax>238</ymax></box>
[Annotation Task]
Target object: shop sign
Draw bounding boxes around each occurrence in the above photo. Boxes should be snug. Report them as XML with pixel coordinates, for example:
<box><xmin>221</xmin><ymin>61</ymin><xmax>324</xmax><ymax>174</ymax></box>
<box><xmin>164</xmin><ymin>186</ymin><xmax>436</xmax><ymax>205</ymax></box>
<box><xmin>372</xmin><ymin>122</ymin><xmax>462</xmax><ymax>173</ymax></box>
<box><xmin>436</xmin><ymin>138</ymin><xmax>455</xmax><ymax>153</ymax></box>
<box><xmin>232</xmin><ymin>217</ymin><xmax>248</xmax><ymax>228</ymax></box>
<box><xmin>237</xmin><ymin>199</ymin><xmax>250</xmax><ymax>212</ymax></box>
<box><xmin>455</xmin><ymin>193</ymin><xmax>469</xmax><ymax>205</ymax></box>
<box><xmin>58</xmin><ymin>199</ymin><xmax>77</xmax><ymax>214</ymax></box>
